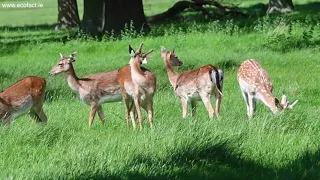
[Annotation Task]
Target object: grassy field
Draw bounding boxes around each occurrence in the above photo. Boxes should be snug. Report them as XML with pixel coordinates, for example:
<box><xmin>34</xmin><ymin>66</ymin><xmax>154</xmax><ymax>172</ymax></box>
<box><xmin>1</xmin><ymin>0</ymin><xmax>320</xmax><ymax>179</ymax></box>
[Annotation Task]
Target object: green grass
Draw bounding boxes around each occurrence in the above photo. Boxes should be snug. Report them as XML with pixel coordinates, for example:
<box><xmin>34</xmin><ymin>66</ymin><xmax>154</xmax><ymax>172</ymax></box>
<box><xmin>1</xmin><ymin>0</ymin><xmax>320</xmax><ymax>179</ymax></box>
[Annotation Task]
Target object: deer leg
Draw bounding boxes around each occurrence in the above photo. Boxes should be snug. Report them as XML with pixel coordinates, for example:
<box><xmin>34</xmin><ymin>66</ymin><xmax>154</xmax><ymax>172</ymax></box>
<box><xmin>191</xmin><ymin>100</ymin><xmax>197</xmax><ymax>118</ymax></box>
<box><xmin>97</xmin><ymin>105</ymin><xmax>105</xmax><ymax>126</ymax></box>
<box><xmin>29</xmin><ymin>110</ymin><xmax>41</xmax><ymax>122</ymax></box>
<box><xmin>29</xmin><ymin>91</ymin><xmax>47</xmax><ymax>123</ymax></box>
<box><xmin>215</xmin><ymin>92</ymin><xmax>222</xmax><ymax>116</ymax></box>
<box><xmin>123</xmin><ymin>95</ymin><xmax>131</xmax><ymax>129</ymax></box>
<box><xmin>247</xmin><ymin>94</ymin><xmax>255</xmax><ymax>119</ymax></box>
<box><xmin>146</xmin><ymin>100</ymin><xmax>154</xmax><ymax>129</ymax></box>
<box><xmin>180</xmin><ymin>97</ymin><xmax>188</xmax><ymax>119</ymax></box>
<box><xmin>129</xmin><ymin>101</ymin><xmax>137</xmax><ymax>130</ymax></box>
<box><xmin>200</xmin><ymin>94</ymin><xmax>214</xmax><ymax>119</ymax></box>
<box><xmin>241</xmin><ymin>90</ymin><xmax>250</xmax><ymax>118</ymax></box>
<box><xmin>133</xmin><ymin>98</ymin><xmax>143</xmax><ymax>131</ymax></box>
<box><xmin>1</xmin><ymin>117</ymin><xmax>11</xmax><ymax>127</ymax></box>
<box><xmin>89</xmin><ymin>104</ymin><xmax>98</xmax><ymax>128</ymax></box>
<box><xmin>1</xmin><ymin>113</ymin><xmax>13</xmax><ymax>126</ymax></box>
<box><xmin>141</xmin><ymin>100</ymin><xmax>153</xmax><ymax>129</ymax></box>
<box><xmin>215</xmin><ymin>82</ymin><xmax>223</xmax><ymax>116</ymax></box>
<box><xmin>30</xmin><ymin>104</ymin><xmax>47</xmax><ymax>123</ymax></box>
<box><xmin>252</xmin><ymin>98</ymin><xmax>256</xmax><ymax>116</ymax></box>
<box><xmin>201</xmin><ymin>94</ymin><xmax>215</xmax><ymax>119</ymax></box>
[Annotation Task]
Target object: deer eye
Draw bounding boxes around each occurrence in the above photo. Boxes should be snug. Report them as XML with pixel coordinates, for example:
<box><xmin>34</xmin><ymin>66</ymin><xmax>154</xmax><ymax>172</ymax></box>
<box><xmin>58</xmin><ymin>63</ymin><xmax>63</xmax><ymax>66</ymax></box>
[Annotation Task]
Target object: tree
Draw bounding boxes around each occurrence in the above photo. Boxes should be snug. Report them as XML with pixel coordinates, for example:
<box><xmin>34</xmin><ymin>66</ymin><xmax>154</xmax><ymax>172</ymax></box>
<box><xmin>55</xmin><ymin>0</ymin><xmax>80</xmax><ymax>30</ymax></box>
<box><xmin>82</xmin><ymin>0</ymin><xmax>105</xmax><ymax>35</ymax></box>
<box><xmin>82</xmin><ymin>0</ymin><xmax>150</xmax><ymax>36</ymax></box>
<box><xmin>267</xmin><ymin>0</ymin><xmax>294</xmax><ymax>14</ymax></box>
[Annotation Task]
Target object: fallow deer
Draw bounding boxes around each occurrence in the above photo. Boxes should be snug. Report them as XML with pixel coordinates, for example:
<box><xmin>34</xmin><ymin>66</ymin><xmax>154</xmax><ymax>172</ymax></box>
<box><xmin>49</xmin><ymin>52</ymin><xmax>123</xmax><ymax>128</ymax></box>
<box><xmin>117</xmin><ymin>43</ymin><xmax>156</xmax><ymax>131</ymax></box>
<box><xmin>237</xmin><ymin>59</ymin><xmax>298</xmax><ymax>118</ymax></box>
<box><xmin>160</xmin><ymin>46</ymin><xmax>224</xmax><ymax>119</ymax></box>
<box><xmin>0</xmin><ymin>76</ymin><xmax>47</xmax><ymax>125</ymax></box>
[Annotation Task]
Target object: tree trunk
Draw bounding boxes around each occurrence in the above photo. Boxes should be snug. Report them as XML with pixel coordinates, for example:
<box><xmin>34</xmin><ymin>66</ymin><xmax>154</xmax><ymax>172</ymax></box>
<box><xmin>55</xmin><ymin>0</ymin><xmax>80</xmax><ymax>30</ymax></box>
<box><xmin>104</xmin><ymin>0</ymin><xmax>150</xmax><ymax>35</ymax></box>
<box><xmin>82</xmin><ymin>0</ymin><xmax>106</xmax><ymax>36</ymax></box>
<box><xmin>82</xmin><ymin>0</ymin><xmax>150</xmax><ymax>36</ymax></box>
<box><xmin>267</xmin><ymin>0</ymin><xmax>294</xmax><ymax>14</ymax></box>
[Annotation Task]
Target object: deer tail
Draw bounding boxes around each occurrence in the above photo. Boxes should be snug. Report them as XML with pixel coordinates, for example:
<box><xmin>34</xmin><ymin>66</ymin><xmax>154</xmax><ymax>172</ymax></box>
<box><xmin>210</xmin><ymin>68</ymin><xmax>224</xmax><ymax>96</ymax></box>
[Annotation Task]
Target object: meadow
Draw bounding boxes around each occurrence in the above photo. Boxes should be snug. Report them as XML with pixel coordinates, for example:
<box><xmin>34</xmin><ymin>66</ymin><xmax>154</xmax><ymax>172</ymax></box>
<box><xmin>0</xmin><ymin>0</ymin><xmax>320</xmax><ymax>179</ymax></box>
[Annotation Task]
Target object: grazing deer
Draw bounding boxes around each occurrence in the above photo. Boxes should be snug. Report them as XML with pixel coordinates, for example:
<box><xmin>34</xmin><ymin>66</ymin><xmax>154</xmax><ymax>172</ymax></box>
<box><xmin>237</xmin><ymin>59</ymin><xmax>298</xmax><ymax>118</ymax></box>
<box><xmin>160</xmin><ymin>46</ymin><xmax>224</xmax><ymax>119</ymax></box>
<box><xmin>117</xmin><ymin>43</ymin><xmax>156</xmax><ymax>131</ymax></box>
<box><xmin>49</xmin><ymin>52</ymin><xmax>123</xmax><ymax>128</ymax></box>
<box><xmin>0</xmin><ymin>76</ymin><xmax>47</xmax><ymax>125</ymax></box>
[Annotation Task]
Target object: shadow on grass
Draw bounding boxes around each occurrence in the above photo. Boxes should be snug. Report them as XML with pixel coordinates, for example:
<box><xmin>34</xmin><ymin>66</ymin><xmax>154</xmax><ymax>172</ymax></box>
<box><xmin>0</xmin><ymin>23</ymin><xmax>56</xmax><ymax>31</ymax></box>
<box><xmin>216</xmin><ymin>59</ymin><xmax>240</xmax><ymax>71</ymax></box>
<box><xmin>0</xmin><ymin>23</ymin><xmax>74</xmax><ymax>56</ymax></box>
<box><xmin>44</xmin><ymin>86</ymin><xmax>79</xmax><ymax>102</ymax></box>
<box><xmin>264</xmin><ymin>39</ymin><xmax>320</xmax><ymax>53</ymax></box>
<box><xmin>0</xmin><ymin>71</ymin><xmax>11</xmax><ymax>79</ymax></box>
<box><xmin>174</xmin><ymin>59</ymin><xmax>239</xmax><ymax>74</ymax></box>
<box><xmin>0</xmin><ymin>34</ymin><xmax>70</xmax><ymax>56</ymax></box>
<box><xmin>63</xmin><ymin>140</ymin><xmax>320</xmax><ymax>180</ymax></box>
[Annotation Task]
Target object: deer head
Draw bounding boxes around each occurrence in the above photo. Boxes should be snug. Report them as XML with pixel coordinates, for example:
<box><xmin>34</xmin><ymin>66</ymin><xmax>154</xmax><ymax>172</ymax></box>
<box><xmin>49</xmin><ymin>52</ymin><xmax>77</xmax><ymax>76</ymax></box>
<box><xmin>128</xmin><ymin>43</ymin><xmax>153</xmax><ymax>64</ymax></box>
<box><xmin>275</xmin><ymin>95</ymin><xmax>298</xmax><ymax>112</ymax></box>
<box><xmin>161</xmin><ymin>46</ymin><xmax>183</xmax><ymax>67</ymax></box>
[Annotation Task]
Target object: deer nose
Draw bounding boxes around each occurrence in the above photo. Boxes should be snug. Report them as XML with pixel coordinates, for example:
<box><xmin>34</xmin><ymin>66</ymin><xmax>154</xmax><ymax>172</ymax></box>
<box><xmin>49</xmin><ymin>72</ymin><xmax>55</xmax><ymax>77</ymax></box>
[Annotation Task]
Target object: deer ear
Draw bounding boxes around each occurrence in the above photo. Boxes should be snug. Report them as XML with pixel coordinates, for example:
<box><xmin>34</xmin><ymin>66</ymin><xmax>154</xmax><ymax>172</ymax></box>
<box><xmin>71</xmin><ymin>51</ymin><xmax>77</xmax><ymax>58</ymax></box>
<box><xmin>281</xmin><ymin>95</ymin><xmax>287</xmax><ymax>106</ymax></box>
<box><xmin>161</xmin><ymin>46</ymin><xmax>166</xmax><ymax>54</ymax></box>
<box><xmin>130</xmin><ymin>50</ymin><xmax>135</xmax><ymax>57</ymax></box>
<box><xmin>59</xmin><ymin>53</ymin><xmax>64</xmax><ymax>59</ymax></box>
<box><xmin>142</xmin><ymin>57</ymin><xmax>148</xmax><ymax>64</ymax></box>
<box><xmin>287</xmin><ymin>100</ymin><xmax>298</xmax><ymax>109</ymax></box>
<box><xmin>129</xmin><ymin>45</ymin><xmax>135</xmax><ymax>54</ymax></box>
<box><xmin>161</xmin><ymin>46</ymin><xmax>167</xmax><ymax>59</ymax></box>
<box><xmin>68</xmin><ymin>52</ymin><xmax>77</xmax><ymax>62</ymax></box>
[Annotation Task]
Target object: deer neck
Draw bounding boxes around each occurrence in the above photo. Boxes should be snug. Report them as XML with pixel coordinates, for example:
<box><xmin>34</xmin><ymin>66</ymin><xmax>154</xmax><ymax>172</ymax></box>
<box><xmin>129</xmin><ymin>59</ymin><xmax>148</xmax><ymax>87</ymax></box>
<box><xmin>257</xmin><ymin>90</ymin><xmax>279</xmax><ymax>114</ymax></box>
<box><xmin>66</xmin><ymin>64</ymin><xmax>80</xmax><ymax>93</ymax></box>
<box><xmin>164</xmin><ymin>60</ymin><xmax>179</xmax><ymax>88</ymax></box>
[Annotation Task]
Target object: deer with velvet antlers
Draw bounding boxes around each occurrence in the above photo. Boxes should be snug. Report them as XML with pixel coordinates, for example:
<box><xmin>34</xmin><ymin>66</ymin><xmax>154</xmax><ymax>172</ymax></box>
<box><xmin>160</xmin><ymin>46</ymin><xmax>224</xmax><ymax>119</ymax></box>
<box><xmin>49</xmin><ymin>52</ymin><xmax>123</xmax><ymax>128</ymax></box>
<box><xmin>0</xmin><ymin>76</ymin><xmax>48</xmax><ymax>125</ymax></box>
<box><xmin>237</xmin><ymin>59</ymin><xmax>298</xmax><ymax>118</ymax></box>
<box><xmin>117</xmin><ymin>43</ymin><xmax>156</xmax><ymax>131</ymax></box>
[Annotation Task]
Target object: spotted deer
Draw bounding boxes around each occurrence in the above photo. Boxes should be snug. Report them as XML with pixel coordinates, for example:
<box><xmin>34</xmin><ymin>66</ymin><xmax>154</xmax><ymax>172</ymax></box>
<box><xmin>237</xmin><ymin>59</ymin><xmax>298</xmax><ymax>118</ymax></box>
<box><xmin>49</xmin><ymin>52</ymin><xmax>123</xmax><ymax>128</ymax></box>
<box><xmin>160</xmin><ymin>46</ymin><xmax>224</xmax><ymax>119</ymax></box>
<box><xmin>117</xmin><ymin>43</ymin><xmax>156</xmax><ymax>131</ymax></box>
<box><xmin>0</xmin><ymin>76</ymin><xmax>47</xmax><ymax>125</ymax></box>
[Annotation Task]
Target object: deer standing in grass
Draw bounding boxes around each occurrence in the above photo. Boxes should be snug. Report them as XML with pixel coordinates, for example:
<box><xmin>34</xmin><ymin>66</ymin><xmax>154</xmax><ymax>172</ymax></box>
<box><xmin>49</xmin><ymin>52</ymin><xmax>123</xmax><ymax>128</ymax></box>
<box><xmin>160</xmin><ymin>46</ymin><xmax>224</xmax><ymax>119</ymax></box>
<box><xmin>117</xmin><ymin>43</ymin><xmax>156</xmax><ymax>131</ymax></box>
<box><xmin>0</xmin><ymin>76</ymin><xmax>47</xmax><ymax>125</ymax></box>
<box><xmin>237</xmin><ymin>59</ymin><xmax>298</xmax><ymax>118</ymax></box>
